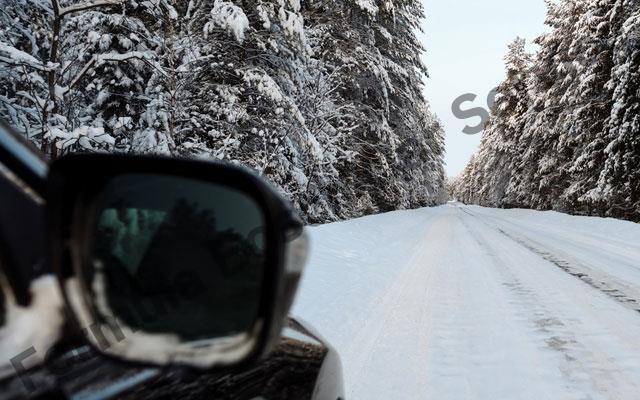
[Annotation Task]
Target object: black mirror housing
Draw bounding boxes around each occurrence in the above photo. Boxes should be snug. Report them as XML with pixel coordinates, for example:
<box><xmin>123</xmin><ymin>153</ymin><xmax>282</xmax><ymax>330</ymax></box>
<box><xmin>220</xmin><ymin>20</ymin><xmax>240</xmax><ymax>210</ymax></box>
<box><xmin>46</xmin><ymin>153</ymin><xmax>306</xmax><ymax>370</ymax></box>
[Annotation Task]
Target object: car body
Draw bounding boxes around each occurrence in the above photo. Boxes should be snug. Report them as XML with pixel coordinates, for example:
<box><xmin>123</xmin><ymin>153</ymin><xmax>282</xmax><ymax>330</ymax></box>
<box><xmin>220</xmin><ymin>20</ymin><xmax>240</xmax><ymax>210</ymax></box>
<box><xmin>0</xmin><ymin>318</ymin><xmax>344</xmax><ymax>400</ymax></box>
<box><xmin>0</xmin><ymin>122</ymin><xmax>344</xmax><ymax>400</ymax></box>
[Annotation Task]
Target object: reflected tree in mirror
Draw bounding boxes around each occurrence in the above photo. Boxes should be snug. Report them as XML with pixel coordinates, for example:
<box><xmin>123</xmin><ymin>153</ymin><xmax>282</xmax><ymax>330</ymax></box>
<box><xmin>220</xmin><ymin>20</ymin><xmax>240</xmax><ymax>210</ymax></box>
<box><xmin>87</xmin><ymin>174</ymin><xmax>266</xmax><ymax>342</ymax></box>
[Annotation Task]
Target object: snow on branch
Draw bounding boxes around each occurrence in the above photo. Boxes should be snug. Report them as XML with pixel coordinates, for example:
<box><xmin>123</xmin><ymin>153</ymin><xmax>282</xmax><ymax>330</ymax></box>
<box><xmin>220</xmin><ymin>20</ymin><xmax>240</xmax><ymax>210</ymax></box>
<box><xmin>59</xmin><ymin>0</ymin><xmax>124</xmax><ymax>17</ymax></box>
<box><xmin>242</xmin><ymin>68</ymin><xmax>285</xmax><ymax>103</ymax></box>
<box><xmin>48</xmin><ymin>125</ymin><xmax>116</xmax><ymax>150</ymax></box>
<box><xmin>354</xmin><ymin>0</ymin><xmax>378</xmax><ymax>15</ymax></box>
<box><xmin>0</xmin><ymin>42</ymin><xmax>48</xmax><ymax>71</ymax></box>
<box><xmin>204</xmin><ymin>0</ymin><xmax>250</xmax><ymax>43</ymax></box>
<box><xmin>65</xmin><ymin>51</ymin><xmax>166</xmax><ymax>93</ymax></box>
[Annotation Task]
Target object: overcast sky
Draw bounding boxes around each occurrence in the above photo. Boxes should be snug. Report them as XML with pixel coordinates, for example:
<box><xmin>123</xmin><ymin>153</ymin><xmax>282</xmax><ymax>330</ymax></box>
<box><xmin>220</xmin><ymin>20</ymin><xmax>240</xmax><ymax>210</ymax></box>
<box><xmin>418</xmin><ymin>0</ymin><xmax>549</xmax><ymax>177</ymax></box>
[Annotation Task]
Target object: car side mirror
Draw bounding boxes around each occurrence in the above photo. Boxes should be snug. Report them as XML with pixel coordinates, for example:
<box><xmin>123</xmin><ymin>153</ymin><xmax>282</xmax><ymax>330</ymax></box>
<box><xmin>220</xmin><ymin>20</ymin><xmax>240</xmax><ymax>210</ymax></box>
<box><xmin>46</xmin><ymin>154</ymin><xmax>308</xmax><ymax>369</ymax></box>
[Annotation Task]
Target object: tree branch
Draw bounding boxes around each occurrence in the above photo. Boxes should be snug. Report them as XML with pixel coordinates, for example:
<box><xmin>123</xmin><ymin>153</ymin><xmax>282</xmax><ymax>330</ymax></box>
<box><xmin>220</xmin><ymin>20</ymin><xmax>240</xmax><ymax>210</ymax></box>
<box><xmin>59</xmin><ymin>0</ymin><xmax>124</xmax><ymax>17</ymax></box>
<box><xmin>65</xmin><ymin>52</ymin><xmax>166</xmax><ymax>94</ymax></box>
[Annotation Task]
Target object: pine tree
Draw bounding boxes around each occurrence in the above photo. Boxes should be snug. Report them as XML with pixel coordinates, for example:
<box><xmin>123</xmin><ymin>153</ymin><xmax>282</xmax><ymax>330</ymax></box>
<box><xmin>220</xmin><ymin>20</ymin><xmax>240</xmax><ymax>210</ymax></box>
<box><xmin>591</xmin><ymin>0</ymin><xmax>640</xmax><ymax>220</ymax></box>
<box><xmin>0</xmin><ymin>0</ymin><xmax>52</xmax><ymax>144</ymax></box>
<box><xmin>1</xmin><ymin>0</ymin><xmax>448</xmax><ymax>222</ymax></box>
<box><xmin>456</xmin><ymin>0</ymin><xmax>640</xmax><ymax>222</ymax></box>
<box><xmin>479</xmin><ymin>38</ymin><xmax>532</xmax><ymax>207</ymax></box>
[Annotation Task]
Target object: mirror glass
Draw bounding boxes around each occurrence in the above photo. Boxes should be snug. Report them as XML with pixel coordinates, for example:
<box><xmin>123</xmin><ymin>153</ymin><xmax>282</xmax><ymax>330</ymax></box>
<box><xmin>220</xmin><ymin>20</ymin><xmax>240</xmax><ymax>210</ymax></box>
<box><xmin>84</xmin><ymin>174</ymin><xmax>266</xmax><ymax>344</ymax></box>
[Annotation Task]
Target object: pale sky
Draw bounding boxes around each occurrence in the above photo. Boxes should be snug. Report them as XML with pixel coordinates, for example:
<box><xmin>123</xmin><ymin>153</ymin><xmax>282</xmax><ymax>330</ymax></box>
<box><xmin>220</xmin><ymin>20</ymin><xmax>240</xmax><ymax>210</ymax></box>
<box><xmin>418</xmin><ymin>0</ymin><xmax>549</xmax><ymax>177</ymax></box>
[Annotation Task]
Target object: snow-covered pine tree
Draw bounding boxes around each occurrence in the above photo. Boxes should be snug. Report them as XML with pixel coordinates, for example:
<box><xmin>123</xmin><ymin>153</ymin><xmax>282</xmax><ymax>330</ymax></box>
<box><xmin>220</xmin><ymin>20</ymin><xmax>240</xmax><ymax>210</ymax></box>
<box><xmin>168</xmin><ymin>0</ymin><xmax>347</xmax><ymax>222</ymax></box>
<box><xmin>0</xmin><ymin>0</ymin><xmax>151</xmax><ymax>158</ymax></box>
<box><xmin>60</xmin><ymin>1</ymin><xmax>169</xmax><ymax>155</ymax></box>
<box><xmin>473</xmin><ymin>38</ymin><xmax>532</xmax><ymax>207</ymax></box>
<box><xmin>516</xmin><ymin>0</ymin><xmax>587</xmax><ymax>210</ymax></box>
<box><xmin>379</xmin><ymin>0</ymin><xmax>447</xmax><ymax>208</ymax></box>
<box><xmin>453</xmin><ymin>154</ymin><xmax>479</xmax><ymax>204</ymax></box>
<box><xmin>302</xmin><ymin>0</ymin><xmax>399</xmax><ymax>213</ymax></box>
<box><xmin>450</xmin><ymin>39</ymin><xmax>532</xmax><ymax>207</ymax></box>
<box><xmin>0</xmin><ymin>1</ymin><xmax>52</xmax><ymax>143</ymax></box>
<box><xmin>590</xmin><ymin>0</ymin><xmax>640</xmax><ymax>220</ymax></box>
<box><xmin>303</xmin><ymin>0</ymin><xmax>446</xmax><ymax>213</ymax></box>
<box><xmin>456</xmin><ymin>0</ymin><xmax>640</xmax><ymax>222</ymax></box>
<box><xmin>1</xmin><ymin>0</ymin><xmax>448</xmax><ymax>222</ymax></box>
<box><xmin>553</xmin><ymin>0</ymin><xmax>616</xmax><ymax>214</ymax></box>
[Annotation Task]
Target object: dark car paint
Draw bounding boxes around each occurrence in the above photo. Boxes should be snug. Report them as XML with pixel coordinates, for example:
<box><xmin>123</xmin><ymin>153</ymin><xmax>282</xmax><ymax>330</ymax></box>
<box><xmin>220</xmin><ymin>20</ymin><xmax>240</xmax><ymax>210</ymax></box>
<box><xmin>0</xmin><ymin>124</ymin><xmax>344</xmax><ymax>400</ymax></box>
<box><xmin>0</xmin><ymin>318</ymin><xmax>344</xmax><ymax>400</ymax></box>
<box><xmin>0</xmin><ymin>162</ymin><xmax>47</xmax><ymax>306</ymax></box>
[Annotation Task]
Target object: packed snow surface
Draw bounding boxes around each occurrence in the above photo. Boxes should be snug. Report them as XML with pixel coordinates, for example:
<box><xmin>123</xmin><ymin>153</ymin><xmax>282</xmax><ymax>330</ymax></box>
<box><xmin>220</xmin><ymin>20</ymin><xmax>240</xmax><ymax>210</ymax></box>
<box><xmin>292</xmin><ymin>203</ymin><xmax>640</xmax><ymax>399</ymax></box>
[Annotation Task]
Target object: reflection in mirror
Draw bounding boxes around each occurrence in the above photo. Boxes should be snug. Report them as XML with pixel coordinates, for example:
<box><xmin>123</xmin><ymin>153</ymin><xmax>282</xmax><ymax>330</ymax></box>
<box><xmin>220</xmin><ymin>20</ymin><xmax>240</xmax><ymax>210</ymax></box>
<box><xmin>86</xmin><ymin>174</ymin><xmax>266</xmax><ymax>347</ymax></box>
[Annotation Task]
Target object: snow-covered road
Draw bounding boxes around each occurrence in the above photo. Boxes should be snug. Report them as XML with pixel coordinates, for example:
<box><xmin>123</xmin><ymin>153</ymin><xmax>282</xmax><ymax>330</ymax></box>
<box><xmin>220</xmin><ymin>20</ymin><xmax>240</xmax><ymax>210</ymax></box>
<box><xmin>292</xmin><ymin>203</ymin><xmax>640</xmax><ymax>399</ymax></box>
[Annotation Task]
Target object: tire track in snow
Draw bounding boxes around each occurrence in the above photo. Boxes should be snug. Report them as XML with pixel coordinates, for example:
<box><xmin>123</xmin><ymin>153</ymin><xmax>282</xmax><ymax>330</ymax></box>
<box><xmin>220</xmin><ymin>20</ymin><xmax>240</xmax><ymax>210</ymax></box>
<box><xmin>295</xmin><ymin>205</ymin><xmax>640</xmax><ymax>399</ymax></box>
<box><xmin>456</xmin><ymin>206</ymin><xmax>640</xmax><ymax>398</ymax></box>
<box><xmin>458</xmin><ymin>205</ymin><xmax>640</xmax><ymax>314</ymax></box>
<box><xmin>456</xmin><ymin>210</ymin><xmax>594</xmax><ymax>393</ymax></box>
<box><xmin>345</xmin><ymin>214</ymin><xmax>452</xmax><ymax>399</ymax></box>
